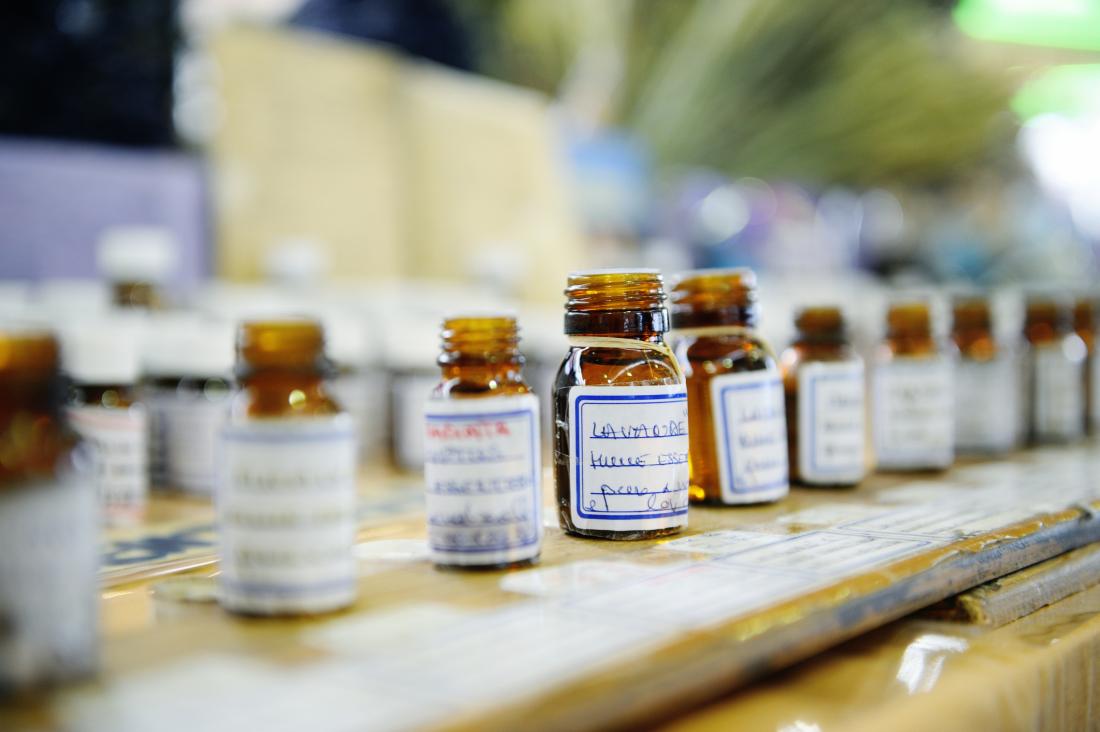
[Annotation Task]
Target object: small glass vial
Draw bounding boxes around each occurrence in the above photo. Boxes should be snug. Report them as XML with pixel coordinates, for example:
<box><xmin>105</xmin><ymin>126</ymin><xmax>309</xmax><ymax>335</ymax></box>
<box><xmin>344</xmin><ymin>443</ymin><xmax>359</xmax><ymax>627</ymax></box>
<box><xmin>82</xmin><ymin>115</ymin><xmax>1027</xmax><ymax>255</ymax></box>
<box><xmin>142</xmin><ymin>317</ymin><xmax>235</xmax><ymax>495</ymax></box>
<box><xmin>1023</xmin><ymin>296</ymin><xmax>1086</xmax><ymax>444</ymax></box>
<box><xmin>951</xmin><ymin>294</ymin><xmax>1019</xmax><ymax>454</ymax></box>
<box><xmin>554</xmin><ymin>269</ymin><xmax>689</xmax><ymax>540</ymax></box>
<box><xmin>96</xmin><ymin>226</ymin><xmax>177</xmax><ymax>309</ymax></box>
<box><xmin>671</xmin><ymin>269</ymin><xmax>789</xmax><ymax>503</ymax></box>
<box><xmin>872</xmin><ymin>299</ymin><xmax>954</xmax><ymax>471</ymax></box>
<box><xmin>61</xmin><ymin>321</ymin><xmax>149</xmax><ymax>526</ymax></box>
<box><xmin>0</xmin><ymin>327</ymin><xmax>98</xmax><ymax>692</ymax></box>
<box><xmin>218</xmin><ymin>319</ymin><xmax>358</xmax><ymax>615</ymax></box>
<box><xmin>779</xmin><ymin>307</ymin><xmax>865</xmax><ymax>487</ymax></box>
<box><xmin>1073</xmin><ymin>295</ymin><xmax>1098</xmax><ymax>434</ymax></box>
<box><xmin>423</xmin><ymin>315</ymin><xmax>542</xmax><ymax>568</ymax></box>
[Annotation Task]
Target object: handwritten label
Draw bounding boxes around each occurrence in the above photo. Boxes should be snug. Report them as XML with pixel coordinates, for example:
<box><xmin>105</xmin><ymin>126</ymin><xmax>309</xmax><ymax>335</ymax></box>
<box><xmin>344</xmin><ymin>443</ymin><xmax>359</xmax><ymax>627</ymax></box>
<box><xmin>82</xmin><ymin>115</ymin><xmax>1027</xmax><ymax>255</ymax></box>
<box><xmin>797</xmin><ymin>361</ymin><xmax>866</xmax><ymax>485</ymax></box>
<box><xmin>0</xmin><ymin>476</ymin><xmax>98</xmax><ymax>689</ymax></box>
<box><xmin>146</xmin><ymin>386</ymin><xmax>232</xmax><ymax>495</ymax></box>
<box><xmin>217</xmin><ymin>415</ymin><xmax>358</xmax><ymax>615</ymax></box>
<box><xmin>68</xmin><ymin>405</ymin><xmax>148</xmax><ymax>526</ymax></box>
<box><xmin>1033</xmin><ymin>345</ymin><xmax>1084</xmax><ymax>441</ymax></box>
<box><xmin>954</xmin><ymin>357</ymin><xmax>1018</xmax><ymax>453</ymax></box>
<box><xmin>423</xmin><ymin>394</ymin><xmax>541</xmax><ymax>566</ymax></box>
<box><xmin>872</xmin><ymin>357</ymin><xmax>953</xmax><ymax>470</ymax></box>
<box><xmin>568</xmin><ymin>385</ymin><xmax>689</xmax><ymax>532</ymax></box>
<box><xmin>710</xmin><ymin>370</ymin><xmax>789</xmax><ymax>502</ymax></box>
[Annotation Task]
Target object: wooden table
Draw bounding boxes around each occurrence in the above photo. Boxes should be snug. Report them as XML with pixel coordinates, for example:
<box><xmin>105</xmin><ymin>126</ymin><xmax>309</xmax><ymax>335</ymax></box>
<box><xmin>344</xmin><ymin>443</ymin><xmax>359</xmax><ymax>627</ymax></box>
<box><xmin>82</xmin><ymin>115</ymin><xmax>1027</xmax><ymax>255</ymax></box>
<box><xmin>4</xmin><ymin>446</ymin><xmax>1100</xmax><ymax>731</ymax></box>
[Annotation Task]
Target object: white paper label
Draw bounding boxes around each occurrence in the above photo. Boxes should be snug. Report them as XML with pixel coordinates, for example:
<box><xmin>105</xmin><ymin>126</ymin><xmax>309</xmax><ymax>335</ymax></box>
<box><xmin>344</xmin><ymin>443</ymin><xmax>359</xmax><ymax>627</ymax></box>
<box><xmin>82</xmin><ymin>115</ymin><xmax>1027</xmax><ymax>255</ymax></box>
<box><xmin>0</xmin><ymin>476</ymin><xmax>98</xmax><ymax>689</ymax></box>
<box><xmin>68</xmin><ymin>405</ymin><xmax>148</xmax><ymax>526</ymax></box>
<box><xmin>954</xmin><ymin>357</ymin><xmax>1018</xmax><ymax>453</ymax></box>
<box><xmin>796</xmin><ymin>361</ymin><xmax>865</xmax><ymax>484</ymax></box>
<box><xmin>146</xmin><ymin>387</ymin><xmax>231</xmax><ymax>495</ymax></box>
<box><xmin>567</xmin><ymin>384</ymin><xmax>689</xmax><ymax>532</ymax></box>
<box><xmin>872</xmin><ymin>357</ymin><xmax>954</xmax><ymax>470</ymax></box>
<box><xmin>1034</xmin><ymin>346</ymin><xmax>1084</xmax><ymax>441</ymax></box>
<box><xmin>708</xmin><ymin>369</ymin><xmax>789</xmax><ymax>502</ymax></box>
<box><xmin>423</xmin><ymin>394</ymin><xmax>542</xmax><ymax>565</ymax></box>
<box><xmin>217</xmin><ymin>415</ymin><xmax>358</xmax><ymax>614</ymax></box>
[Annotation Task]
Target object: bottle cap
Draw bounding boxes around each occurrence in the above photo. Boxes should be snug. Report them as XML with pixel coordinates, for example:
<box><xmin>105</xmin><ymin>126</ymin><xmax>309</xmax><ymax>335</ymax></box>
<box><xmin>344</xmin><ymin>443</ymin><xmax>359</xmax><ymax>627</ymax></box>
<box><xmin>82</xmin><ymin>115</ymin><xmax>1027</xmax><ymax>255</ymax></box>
<box><xmin>264</xmin><ymin>238</ymin><xmax>329</xmax><ymax>288</ymax></box>
<box><xmin>142</xmin><ymin>314</ymin><xmax>235</xmax><ymax>378</ymax></box>
<box><xmin>60</xmin><ymin>317</ymin><xmax>143</xmax><ymax>384</ymax></box>
<box><xmin>97</xmin><ymin>226</ymin><xmax>178</xmax><ymax>284</ymax></box>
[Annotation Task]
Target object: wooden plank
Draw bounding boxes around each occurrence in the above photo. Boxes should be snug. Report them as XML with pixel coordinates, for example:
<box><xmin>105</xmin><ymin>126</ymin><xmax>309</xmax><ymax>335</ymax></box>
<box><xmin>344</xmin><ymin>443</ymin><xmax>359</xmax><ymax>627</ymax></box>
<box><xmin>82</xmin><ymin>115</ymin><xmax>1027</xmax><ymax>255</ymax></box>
<box><xmin>930</xmin><ymin>542</ymin><xmax>1100</xmax><ymax>627</ymax></box>
<box><xmin>4</xmin><ymin>446</ymin><xmax>1100</xmax><ymax>732</ymax></box>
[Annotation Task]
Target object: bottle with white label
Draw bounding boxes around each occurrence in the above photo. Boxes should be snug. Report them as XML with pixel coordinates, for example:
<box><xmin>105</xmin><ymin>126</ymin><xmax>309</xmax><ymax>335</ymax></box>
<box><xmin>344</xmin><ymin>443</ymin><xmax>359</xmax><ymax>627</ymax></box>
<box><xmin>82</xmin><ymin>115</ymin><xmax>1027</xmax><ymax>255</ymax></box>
<box><xmin>779</xmin><ymin>306</ymin><xmax>865</xmax><ymax>487</ymax></box>
<box><xmin>554</xmin><ymin>269</ymin><xmax>689</xmax><ymax>540</ymax></box>
<box><xmin>218</xmin><ymin>319</ymin><xmax>358</xmax><ymax>615</ymax></box>
<box><xmin>950</xmin><ymin>295</ymin><xmax>1019</xmax><ymax>454</ymax></box>
<box><xmin>96</xmin><ymin>225</ymin><xmax>177</xmax><ymax>310</ymax></box>
<box><xmin>872</xmin><ymin>300</ymin><xmax>955</xmax><ymax>471</ymax></box>
<box><xmin>322</xmin><ymin>311</ymin><xmax>388</xmax><ymax>465</ymax></box>
<box><xmin>61</xmin><ymin>319</ymin><xmax>148</xmax><ymax>527</ymax></box>
<box><xmin>423</xmin><ymin>315</ymin><xmax>541</xmax><ymax>568</ymax></box>
<box><xmin>1072</xmin><ymin>296</ymin><xmax>1098</xmax><ymax>435</ymax></box>
<box><xmin>141</xmin><ymin>315</ymin><xmax>235</xmax><ymax>495</ymax></box>
<box><xmin>0</xmin><ymin>327</ymin><xmax>98</xmax><ymax>692</ymax></box>
<box><xmin>670</xmin><ymin>268</ymin><xmax>788</xmax><ymax>504</ymax></box>
<box><xmin>1024</xmin><ymin>297</ymin><xmax>1086</xmax><ymax>444</ymax></box>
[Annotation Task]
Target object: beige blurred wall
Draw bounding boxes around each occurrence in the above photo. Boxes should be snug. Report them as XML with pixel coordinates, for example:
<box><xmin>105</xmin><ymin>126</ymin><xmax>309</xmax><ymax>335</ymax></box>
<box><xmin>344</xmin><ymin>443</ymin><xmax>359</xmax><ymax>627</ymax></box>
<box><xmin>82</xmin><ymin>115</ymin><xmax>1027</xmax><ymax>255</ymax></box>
<box><xmin>210</xmin><ymin>26</ymin><xmax>584</xmax><ymax>303</ymax></box>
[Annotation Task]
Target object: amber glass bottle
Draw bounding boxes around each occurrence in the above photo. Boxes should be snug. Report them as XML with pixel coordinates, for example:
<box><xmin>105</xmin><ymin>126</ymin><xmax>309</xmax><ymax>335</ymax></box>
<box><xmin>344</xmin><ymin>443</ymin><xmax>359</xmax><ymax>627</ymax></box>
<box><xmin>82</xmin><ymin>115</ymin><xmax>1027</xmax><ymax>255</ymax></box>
<box><xmin>1073</xmin><ymin>296</ymin><xmax>1098</xmax><ymax>434</ymax></box>
<box><xmin>1023</xmin><ymin>297</ymin><xmax>1086</xmax><ymax>444</ymax></box>
<box><xmin>219</xmin><ymin>319</ymin><xmax>358</xmax><ymax>615</ymax></box>
<box><xmin>779</xmin><ymin>307</ymin><xmax>865</xmax><ymax>487</ymax></box>
<box><xmin>0</xmin><ymin>328</ymin><xmax>98</xmax><ymax>691</ymax></box>
<box><xmin>424</xmin><ymin>316</ymin><xmax>541</xmax><ymax>568</ymax></box>
<box><xmin>671</xmin><ymin>269</ymin><xmax>788</xmax><ymax>503</ymax></box>
<box><xmin>554</xmin><ymin>270</ymin><xmax>688</xmax><ymax>540</ymax></box>
<box><xmin>872</xmin><ymin>300</ymin><xmax>954</xmax><ymax>471</ymax></box>
<box><xmin>951</xmin><ymin>295</ymin><xmax>1018</xmax><ymax>454</ymax></box>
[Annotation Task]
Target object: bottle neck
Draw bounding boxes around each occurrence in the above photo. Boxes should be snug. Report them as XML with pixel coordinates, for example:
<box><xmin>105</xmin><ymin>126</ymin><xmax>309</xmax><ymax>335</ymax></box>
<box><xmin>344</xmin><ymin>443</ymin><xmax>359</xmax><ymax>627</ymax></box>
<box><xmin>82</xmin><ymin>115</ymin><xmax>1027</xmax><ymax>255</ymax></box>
<box><xmin>565</xmin><ymin>309</ymin><xmax>669</xmax><ymax>338</ymax></box>
<box><xmin>112</xmin><ymin>280</ymin><xmax>160</xmax><ymax>309</ymax></box>
<box><xmin>238</xmin><ymin>371</ymin><xmax>334</xmax><ymax>418</ymax></box>
<box><xmin>70</xmin><ymin>382</ymin><xmax>136</xmax><ymax>408</ymax></box>
<box><xmin>0</xmin><ymin>373</ymin><xmax>73</xmax><ymax>485</ymax></box>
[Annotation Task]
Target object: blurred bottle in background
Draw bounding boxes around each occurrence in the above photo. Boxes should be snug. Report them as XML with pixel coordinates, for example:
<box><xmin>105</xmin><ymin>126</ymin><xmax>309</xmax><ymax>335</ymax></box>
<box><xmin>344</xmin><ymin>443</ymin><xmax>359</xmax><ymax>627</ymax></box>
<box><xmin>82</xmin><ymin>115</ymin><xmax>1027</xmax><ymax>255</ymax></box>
<box><xmin>140</xmin><ymin>314</ymin><xmax>235</xmax><ymax>496</ymax></box>
<box><xmin>872</xmin><ymin>298</ymin><xmax>955</xmax><ymax>471</ymax></box>
<box><xmin>61</xmin><ymin>319</ymin><xmax>148</xmax><ymax>526</ymax></box>
<box><xmin>1023</xmin><ymin>295</ymin><xmax>1086</xmax><ymax>444</ymax></box>
<box><xmin>780</xmin><ymin>306</ymin><xmax>866</xmax><ymax>487</ymax></box>
<box><xmin>0</xmin><ymin>327</ymin><xmax>98</xmax><ymax>692</ymax></box>
<box><xmin>97</xmin><ymin>226</ymin><xmax>179</xmax><ymax>310</ymax></box>
<box><xmin>951</xmin><ymin>293</ymin><xmax>1019</xmax><ymax>454</ymax></box>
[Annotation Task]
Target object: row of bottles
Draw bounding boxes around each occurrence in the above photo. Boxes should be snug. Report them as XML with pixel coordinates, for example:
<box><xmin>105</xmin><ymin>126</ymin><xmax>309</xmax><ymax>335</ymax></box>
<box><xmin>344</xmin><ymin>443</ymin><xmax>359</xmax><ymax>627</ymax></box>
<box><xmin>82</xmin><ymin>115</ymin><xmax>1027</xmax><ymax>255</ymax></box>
<box><xmin>2</xmin><ymin>268</ymin><xmax>1097</xmax><ymax>691</ymax></box>
<box><xmin>422</xmin><ymin>268</ymin><xmax>1100</xmax><ymax>564</ymax></box>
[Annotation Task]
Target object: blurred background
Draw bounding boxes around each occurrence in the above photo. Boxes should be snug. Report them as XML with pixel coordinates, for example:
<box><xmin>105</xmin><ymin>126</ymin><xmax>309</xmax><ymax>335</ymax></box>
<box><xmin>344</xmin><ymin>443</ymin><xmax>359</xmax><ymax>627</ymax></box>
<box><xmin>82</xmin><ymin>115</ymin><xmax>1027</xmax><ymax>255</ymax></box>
<box><xmin>1</xmin><ymin>0</ymin><xmax>1099</xmax><ymax>464</ymax></box>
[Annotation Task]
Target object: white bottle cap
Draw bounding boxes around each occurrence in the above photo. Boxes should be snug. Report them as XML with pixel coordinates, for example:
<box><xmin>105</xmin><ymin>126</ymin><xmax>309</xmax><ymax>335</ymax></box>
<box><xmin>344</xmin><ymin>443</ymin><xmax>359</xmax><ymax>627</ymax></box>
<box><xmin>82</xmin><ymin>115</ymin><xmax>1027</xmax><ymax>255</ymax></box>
<box><xmin>264</xmin><ymin>238</ymin><xmax>328</xmax><ymax>288</ymax></box>
<box><xmin>97</xmin><ymin>226</ymin><xmax>179</xmax><ymax>284</ymax></box>
<box><xmin>320</xmin><ymin>310</ymin><xmax>370</xmax><ymax>368</ymax></box>
<box><xmin>60</xmin><ymin>317</ymin><xmax>144</xmax><ymax>384</ymax></box>
<box><xmin>141</xmin><ymin>314</ymin><xmax>236</xmax><ymax>379</ymax></box>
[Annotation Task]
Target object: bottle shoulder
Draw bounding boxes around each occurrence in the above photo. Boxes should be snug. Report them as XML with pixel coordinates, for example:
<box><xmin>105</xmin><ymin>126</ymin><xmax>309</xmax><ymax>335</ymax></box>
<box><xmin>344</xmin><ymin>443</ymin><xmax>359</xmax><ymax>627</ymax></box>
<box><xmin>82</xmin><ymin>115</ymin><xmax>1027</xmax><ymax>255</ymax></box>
<box><xmin>431</xmin><ymin>378</ymin><xmax>532</xmax><ymax>399</ymax></box>
<box><xmin>555</xmin><ymin>346</ymin><xmax>681</xmax><ymax>388</ymax></box>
